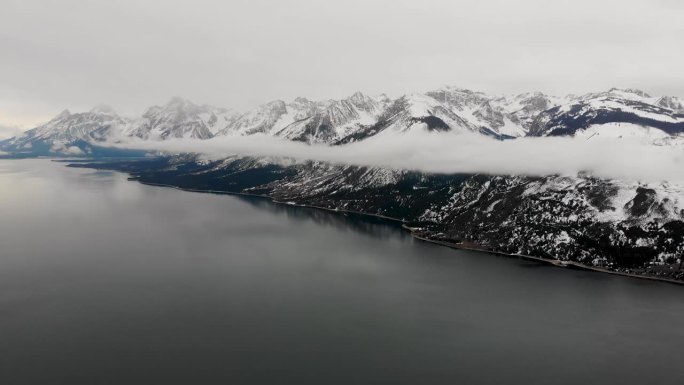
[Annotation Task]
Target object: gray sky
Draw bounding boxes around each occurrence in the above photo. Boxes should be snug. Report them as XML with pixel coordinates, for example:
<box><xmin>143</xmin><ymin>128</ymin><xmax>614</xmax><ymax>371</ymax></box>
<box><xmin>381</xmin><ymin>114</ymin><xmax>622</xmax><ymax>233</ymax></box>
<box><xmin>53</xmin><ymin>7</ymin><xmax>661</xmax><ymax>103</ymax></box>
<box><xmin>1</xmin><ymin>0</ymin><xmax>683</xmax><ymax>136</ymax></box>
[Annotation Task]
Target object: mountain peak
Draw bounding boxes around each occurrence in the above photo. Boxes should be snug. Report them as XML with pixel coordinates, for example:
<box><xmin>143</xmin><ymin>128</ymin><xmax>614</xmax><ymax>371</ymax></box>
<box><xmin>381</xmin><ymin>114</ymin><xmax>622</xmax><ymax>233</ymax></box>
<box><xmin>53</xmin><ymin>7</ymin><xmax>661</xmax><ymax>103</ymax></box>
<box><xmin>166</xmin><ymin>96</ymin><xmax>193</xmax><ymax>108</ymax></box>
<box><xmin>656</xmin><ymin>96</ymin><xmax>684</xmax><ymax>112</ymax></box>
<box><xmin>55</xmin><ymin>109</ymin><xmax>71</xmax><ymax>119</ymax></box>
<box><xmin>608</xmin><ymin>88</ymin><xmax>651</xmax><ymax>98</ymax></box>
<box><xmin>441</xmin><ymin>85</ymin><xmax>470</xmax><ymax>92</ymax></box>
<box><xmin>5</xmin><ymin>87</ymin><xmax>682</xmax><ymax>153</ymax></box>
<box><xmin>265</xmin><ymin>100</ymin><xmax>287</xmax><ymax>110</ymax></box>
<box><xmin>293</xmin><ymin>97</ymin><xmax>310</xmax><ymax>104</ymax></box>
<box><xmin>350</xmin><ymin>91</ymin><xmax>366</xmax><ymax>101</ymax></box>
<box><xmin>90</xmin><ymin>104</ymin><xmax>116</xmax><ymax>115</ymax></box>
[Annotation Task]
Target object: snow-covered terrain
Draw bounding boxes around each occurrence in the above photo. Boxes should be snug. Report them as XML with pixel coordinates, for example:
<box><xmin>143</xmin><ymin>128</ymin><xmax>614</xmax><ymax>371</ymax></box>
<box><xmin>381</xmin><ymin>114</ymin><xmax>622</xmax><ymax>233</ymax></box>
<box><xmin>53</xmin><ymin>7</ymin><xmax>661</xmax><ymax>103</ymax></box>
<box><xmin>3</xmin><ymin>85</ymin><xmax>683</xmax><ymax>281</ymax></box>
<box><xmin>125</xmin><ymin>97</ymin><xmax>240</xmax><ymax>140</ymax></box>
<box><xmin>529</xmin><ymin>88</ymin><xmax>684</xmax><ymax>137</ymax></box>
<box><xmin>3</xmin><ymin>87</ymin><xmax>683</xmax><ymax>158</ymax></box>
<box><xmin>574</xmin><ymin>122</ymin><xmax>672</xmax><ymax>141</ymax></box>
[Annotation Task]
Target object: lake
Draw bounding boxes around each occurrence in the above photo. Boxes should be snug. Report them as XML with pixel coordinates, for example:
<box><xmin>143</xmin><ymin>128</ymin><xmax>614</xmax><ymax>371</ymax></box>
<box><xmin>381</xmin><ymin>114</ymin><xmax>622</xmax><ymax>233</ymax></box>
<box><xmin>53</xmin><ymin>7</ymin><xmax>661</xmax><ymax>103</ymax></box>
<box><xmin>1</xmin><ymin>159</ymin><xmax>683</xmax><ymax>385</ymax></box>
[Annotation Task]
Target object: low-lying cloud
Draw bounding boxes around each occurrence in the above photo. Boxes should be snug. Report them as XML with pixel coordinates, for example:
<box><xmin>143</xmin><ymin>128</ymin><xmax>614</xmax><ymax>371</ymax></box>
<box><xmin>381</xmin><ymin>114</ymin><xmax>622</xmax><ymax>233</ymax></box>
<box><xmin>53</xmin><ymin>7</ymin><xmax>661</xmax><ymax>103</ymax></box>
<box><xmin>0</xmin><ymin>124</ymin><xmax>24</xmax><ymax>140</ymax></box>
<box><xmin>109</xmin><ymin>130</ymin><xmax>684</xmax><ymax>183</ymax></box>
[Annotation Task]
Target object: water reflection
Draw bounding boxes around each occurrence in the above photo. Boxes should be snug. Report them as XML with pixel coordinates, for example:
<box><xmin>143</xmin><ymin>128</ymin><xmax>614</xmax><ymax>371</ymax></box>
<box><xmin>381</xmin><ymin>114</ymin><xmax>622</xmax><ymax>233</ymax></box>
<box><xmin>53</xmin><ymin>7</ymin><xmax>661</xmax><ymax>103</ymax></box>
<box><xmin>234</xmin><ymin>194</ymin><xmax>409</xmax><ymax>242</ymax></box>
<box><xmin>1</xmin><ymin>159</ymin><xmax>684</xmax><ymax>385</ymax></box>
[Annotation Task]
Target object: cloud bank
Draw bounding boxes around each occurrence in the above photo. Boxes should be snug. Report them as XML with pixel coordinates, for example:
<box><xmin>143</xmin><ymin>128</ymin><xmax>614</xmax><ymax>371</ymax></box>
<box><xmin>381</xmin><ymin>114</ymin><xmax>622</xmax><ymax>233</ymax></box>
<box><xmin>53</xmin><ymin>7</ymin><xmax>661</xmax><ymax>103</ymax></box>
<box><xmin>108</xmin><ymin>130</ymin><xmax>684</xmax><ymax>183</ymax></box>
<box><xmin>0</xmin><ymin>124</ymin><xmax>24</xmax><ymax>140</ymax></box>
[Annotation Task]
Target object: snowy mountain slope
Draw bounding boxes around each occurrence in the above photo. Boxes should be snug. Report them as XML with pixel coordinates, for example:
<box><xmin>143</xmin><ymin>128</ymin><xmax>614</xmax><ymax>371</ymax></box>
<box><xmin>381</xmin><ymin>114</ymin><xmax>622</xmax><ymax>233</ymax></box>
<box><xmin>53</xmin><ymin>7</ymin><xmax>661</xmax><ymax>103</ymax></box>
<box><xmin>126</xmin><ymin>97</ymin><xmax>240</xmax><ymax>140</ymax></box>
<box><xmin>278</xmin><ymin>92</ymin><xmax>386</xmax><ymax>143</ymax></box>
<box><xmin>425</xmin><ymin>87</ymin><xmax>563</xmax><ymax>137</ymax></box>
<box><xmin>494</xmin><ymin>92</ymin><xmax>564</xmax><ymax>135</ymax></box>
<box><xmin>529</xmin><ymin>88</ymin><xmax>684</xmax><ymax>138</ymax></box>
<box><xmin>361</xmin><ymin>93</ymin><xmax>474</xmax><ymax>135</ymax></box>
<box><xmin>15</xmin><ymin>107</ymin><xmax>126</xmax><ymax>144</ymax></box>
<box><xmin>573</xmin><ymin>122</ymin><xmax>672</xmax><ymax>142</ymax></box>
<box><xmin>3</xmin><ymin>87</ymin><xmax>684</xmax><ymax>158</ymax></box>
<box><xmin>221</xmin><ymin>92</ymin><xmax>387</xmax><ymax>144</ymax></box>
<box><xmin>220</xmin><ymin>99</ymin><xmax>288</xmax><ymax>136</ymax></box>
<box><xmin>656</xmin><ymin>96</ymin><xmax>684</xmax><ymax>113</ymax></box>
<box><xmin>0</xmin><ymin>106</ymin><xmax>130</xmax><ymax>155</ymax></box>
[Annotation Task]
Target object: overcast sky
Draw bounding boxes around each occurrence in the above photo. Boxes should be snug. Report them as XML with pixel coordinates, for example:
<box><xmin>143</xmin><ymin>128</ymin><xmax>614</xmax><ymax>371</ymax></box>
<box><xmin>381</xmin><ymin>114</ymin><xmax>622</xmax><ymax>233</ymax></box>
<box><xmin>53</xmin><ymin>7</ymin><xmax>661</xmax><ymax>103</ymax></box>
<box><xmin>1</xmin><ymin>0</ymin><xmax>683</xmax><ymax>136</ymax></box>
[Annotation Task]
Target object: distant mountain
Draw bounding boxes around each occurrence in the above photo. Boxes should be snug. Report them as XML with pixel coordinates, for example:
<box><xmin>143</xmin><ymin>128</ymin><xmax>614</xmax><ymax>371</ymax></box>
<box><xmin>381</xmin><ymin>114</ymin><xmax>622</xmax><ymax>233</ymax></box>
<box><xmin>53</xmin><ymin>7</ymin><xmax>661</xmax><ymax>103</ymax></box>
<box><xmin>2</xmin><ymin>87</ymin><xmax>684</xmax><ymax>157</ymax></box>
<box><xmin>125</xmin><ymin>97</ymin><xmax>240</xmax><ymax>140</ymax></box>
<box><xmin>220</xmin><ymin>92</ymin><xmax>387</xmax><ymax>143</ymax></box>
<box><xmin>424</xmin><ymin>87</ymin><xmax>562</xmax><ymax>137</ymax></box>
<box><xmin>338</xmin><ymin>93</ymin><xmax>473</xmax><ymax>142</ymax></box>
<box><xmin>655</xmin><ymin>95</ymin><xmax>684</xmax><ymax>113</ymax></box>
<box><xmin>7</xmin><ymin>85</ymin><xmax>684</xmax><ymax>282</ymax></box>
<box><xmin>0</xmin><ymin>106</ymin><xmax>131</xmax><ymax>156</ymax></box>
<box><xmin>528</xmin><ymin>88</ymin><xmax>684</xmax><ymax>138</ymax></box>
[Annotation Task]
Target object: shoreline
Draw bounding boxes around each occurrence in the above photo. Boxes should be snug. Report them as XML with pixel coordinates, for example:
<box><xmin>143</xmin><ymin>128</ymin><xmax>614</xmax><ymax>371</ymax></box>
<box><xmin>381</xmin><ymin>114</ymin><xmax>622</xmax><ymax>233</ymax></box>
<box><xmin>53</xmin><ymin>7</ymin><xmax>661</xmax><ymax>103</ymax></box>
<box><xmin>130</xmin><ymin>178</ymin><xmax>684</xmax><ymax>286</ymax></box>
<box><xmin>410</xmin><ymin>235</ymin><xmax>684</xmax><ymax>286</ymax></box>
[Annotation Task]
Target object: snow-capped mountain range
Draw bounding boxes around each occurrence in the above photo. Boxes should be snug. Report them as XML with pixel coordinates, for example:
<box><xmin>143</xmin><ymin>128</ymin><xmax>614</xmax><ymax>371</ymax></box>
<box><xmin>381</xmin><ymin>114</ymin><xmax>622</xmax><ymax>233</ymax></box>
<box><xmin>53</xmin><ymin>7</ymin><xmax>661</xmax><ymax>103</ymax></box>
<box><xmin>2</xmin><ymin>87</ymin><xmax>683</xmax><ymax>156</ymax></box>
<box><xmin>4</xmin><ymin>86</ymin><xmax>684</xmax><ymax>282</ymax></box>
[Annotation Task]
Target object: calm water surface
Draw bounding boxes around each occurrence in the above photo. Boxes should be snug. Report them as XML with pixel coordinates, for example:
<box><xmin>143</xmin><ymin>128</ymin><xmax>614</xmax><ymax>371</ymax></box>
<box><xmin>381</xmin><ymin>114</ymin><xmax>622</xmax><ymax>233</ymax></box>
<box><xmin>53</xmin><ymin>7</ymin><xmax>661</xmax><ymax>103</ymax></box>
<box><xmin>0</xmin><ymin>159</ymin><xmax>683</xmax><ymax>385</ymax></box>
